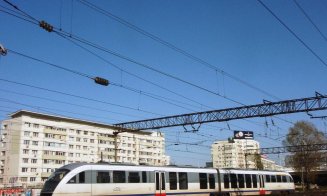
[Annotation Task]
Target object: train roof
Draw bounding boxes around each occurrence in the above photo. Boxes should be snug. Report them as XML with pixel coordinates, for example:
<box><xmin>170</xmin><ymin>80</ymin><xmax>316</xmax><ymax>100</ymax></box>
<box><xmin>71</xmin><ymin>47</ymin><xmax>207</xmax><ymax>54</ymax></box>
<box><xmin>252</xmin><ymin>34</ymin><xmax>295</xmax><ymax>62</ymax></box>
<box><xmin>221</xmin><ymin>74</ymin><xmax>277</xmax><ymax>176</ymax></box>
<box><xmin>58</xmin><ymin>162</ymin><xmax>215</xmax><ymax>171</ymax></box>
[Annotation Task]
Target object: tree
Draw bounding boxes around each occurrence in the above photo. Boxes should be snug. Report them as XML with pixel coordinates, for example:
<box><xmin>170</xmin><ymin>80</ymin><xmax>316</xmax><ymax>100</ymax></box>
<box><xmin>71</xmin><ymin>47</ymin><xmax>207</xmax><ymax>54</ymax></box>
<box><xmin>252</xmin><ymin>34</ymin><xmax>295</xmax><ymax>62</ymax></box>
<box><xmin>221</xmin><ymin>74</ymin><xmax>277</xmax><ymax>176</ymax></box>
<box><xmin>283</xmin><ymin>121</ymin><xmax>327</xmax><ymax>190</ymax></box>
<box><xmin>254</xmin><ymin>154</ymin><xmax>264</xmax><ymax>170</ymax></box>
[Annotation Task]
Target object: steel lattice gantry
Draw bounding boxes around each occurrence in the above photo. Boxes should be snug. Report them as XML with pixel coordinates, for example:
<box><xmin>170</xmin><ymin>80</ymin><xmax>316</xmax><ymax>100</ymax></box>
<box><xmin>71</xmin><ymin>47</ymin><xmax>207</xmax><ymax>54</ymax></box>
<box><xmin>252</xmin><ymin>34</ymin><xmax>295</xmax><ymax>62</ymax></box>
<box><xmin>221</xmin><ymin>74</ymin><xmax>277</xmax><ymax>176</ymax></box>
<box><xmin>114</xmin><ymin>94</ymin><xmax>327</xmax><ymax>131</ymax></box>
<box><xmin>246</xmin><ymin>143</ymin><xmax>327</xmax><ymax>155</ymax></box>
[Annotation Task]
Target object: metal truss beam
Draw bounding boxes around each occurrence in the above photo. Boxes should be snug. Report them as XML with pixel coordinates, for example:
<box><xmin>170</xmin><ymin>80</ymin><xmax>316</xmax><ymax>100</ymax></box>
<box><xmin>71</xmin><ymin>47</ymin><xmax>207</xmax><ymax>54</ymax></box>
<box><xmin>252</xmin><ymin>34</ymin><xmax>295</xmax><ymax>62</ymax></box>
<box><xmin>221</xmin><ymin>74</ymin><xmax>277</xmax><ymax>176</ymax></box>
<box><xmin>115</xmin><ymin>94</ymin><xmax>327</xmax><ymax>131</ymax></box>
<box><xmin>246</xmin><ymin>143</ymin><xmax>327</xmax><ymax>155</ymax></box>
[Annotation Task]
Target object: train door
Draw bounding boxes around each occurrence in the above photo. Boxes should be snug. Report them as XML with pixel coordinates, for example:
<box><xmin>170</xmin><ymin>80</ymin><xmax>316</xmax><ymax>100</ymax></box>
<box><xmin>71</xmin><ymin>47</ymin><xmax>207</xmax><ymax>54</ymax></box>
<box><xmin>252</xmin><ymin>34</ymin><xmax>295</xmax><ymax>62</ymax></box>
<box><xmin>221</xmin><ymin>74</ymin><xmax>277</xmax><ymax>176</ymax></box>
<box><xmin>155</xmin><ymin>171</ymin><xmax>166</xmax><ymax>196</ymax></box>
<box><xmin>259</xmin><ymin>174</ymin><xmax>266</xmax><ymax>195</ymax></box>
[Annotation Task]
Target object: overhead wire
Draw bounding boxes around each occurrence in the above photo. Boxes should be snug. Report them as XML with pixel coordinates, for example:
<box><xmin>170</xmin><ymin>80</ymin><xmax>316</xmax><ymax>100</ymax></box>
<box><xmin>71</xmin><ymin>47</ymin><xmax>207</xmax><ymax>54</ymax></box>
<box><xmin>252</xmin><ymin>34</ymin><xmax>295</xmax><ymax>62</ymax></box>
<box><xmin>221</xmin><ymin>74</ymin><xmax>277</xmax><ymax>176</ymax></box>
<box><xmin>0</xmin><ymin>88</ymin><xmax>146</xmax><ymax>119</ymax></box>
<box><xmin>1</xmin><ymin>0</ymin><xmax>294</xmax><ymax>135</ymax></box>
<box><xmin>293</xmin><ymin>0</ymin><xmax>327</xmax><ymax>43</ymax></box>
<box><xmin>7</xmin><ymin>48</ymin><xmax>197</xmax><ymax>112</ymax></box>
<box><xmin>1</xmin><ymin>0</ymin><xmax>245</xmax><ymax>106</ymax></box>
<box><xmin>257</xmin><ymin>0</ymin><xmax>327</xmax><ymax>68</ymax></box>
<box><xmin>0</xmin><ymin>78</ymin><xmax>162</xmax><ymax>116</ymax></box>
<box><xmin>77</xmin><ymin>0</ymin><xmax>281</xmax><ymax>101</ymax></box>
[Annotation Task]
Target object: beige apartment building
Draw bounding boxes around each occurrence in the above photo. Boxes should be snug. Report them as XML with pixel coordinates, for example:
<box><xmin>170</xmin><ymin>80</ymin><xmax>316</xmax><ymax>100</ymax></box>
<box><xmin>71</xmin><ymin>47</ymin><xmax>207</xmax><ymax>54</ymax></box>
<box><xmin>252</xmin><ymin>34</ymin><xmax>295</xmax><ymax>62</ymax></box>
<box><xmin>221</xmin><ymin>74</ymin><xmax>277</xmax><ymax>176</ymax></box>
<box><xmin>0</xmin><ymin>110</ymin><xmax>168</xmax><ymax>187</ymax></box>
<box><xmin>211</xmin><ymin>139</ymin><xmax>260</xmax><ymax>169</ymax></box>
<box><xmin>211</xmin><ymin>138</ymin><xmax>284</xmax><ymax>170</ymax></box>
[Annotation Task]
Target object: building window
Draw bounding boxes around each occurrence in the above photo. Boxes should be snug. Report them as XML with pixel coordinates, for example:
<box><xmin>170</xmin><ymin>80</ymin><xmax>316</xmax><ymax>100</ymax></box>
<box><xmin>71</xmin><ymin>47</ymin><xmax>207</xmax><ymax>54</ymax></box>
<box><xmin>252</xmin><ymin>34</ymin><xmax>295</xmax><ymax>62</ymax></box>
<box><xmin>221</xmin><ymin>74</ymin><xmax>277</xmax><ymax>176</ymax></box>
<box><xmin>22</xmin><ymin>158</ymin><xmax>29</xmax><ymax>163</ymax></box>
<box><xmin>33</xmin><ymin>132</ymin><xmax>39</xmax><ymax>137</ymax></box>
<box><xmin>30</xmin><ymin>177</ymin><xmax>36</xmax><ymax>182</ymax></box>
<box><xmin>32</xmin><ymin>150</ymin><xmax>38</xmax><ymax>155</ymax></box>
<box><xmin>23</xmin><ymin>140</ymin><xmax>30</xmax><ymax>145</ymax></box>
<box><xmin>23</xmin><ymin>149</ymin><xmax>29</xmax><ymax>154</ymax></box>
<box><xmin>22</xmin><ymin>168</ymin><xmax>28</xmax><ymax>172</ymax></box>
<box><xmin>31</xmin><ymin>168</ymin><xmax>37</xmax><ymax>172</ymax></box>
<box><xmin>20</xmin><ymin>177</ymin><xmax>28</xmax><ymax>182</ymax></box>
<box><xmin>31</xmin><ymin>159</ymin><xmax>37</xmax><ymax>164</ymax></box>
<box><xmin>32</xmin><ymin>141</ymin><xmax>38</xmax><ymax>146</ymax></box>
<box><xmin>24</xmin><ymin>131</ymin><xmax>30</xmax><ymax>136</ymax></box>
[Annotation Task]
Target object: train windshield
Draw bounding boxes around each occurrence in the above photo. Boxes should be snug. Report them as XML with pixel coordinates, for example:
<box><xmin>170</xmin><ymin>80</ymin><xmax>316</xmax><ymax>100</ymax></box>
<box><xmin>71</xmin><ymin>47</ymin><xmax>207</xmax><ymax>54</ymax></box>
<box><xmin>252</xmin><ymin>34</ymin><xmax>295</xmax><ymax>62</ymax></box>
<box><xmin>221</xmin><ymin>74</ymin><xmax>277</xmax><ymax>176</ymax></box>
<box><xmin>47</xmin><ymin>169</ymin><xmax>70</xmax><ymax>182</ymax></box>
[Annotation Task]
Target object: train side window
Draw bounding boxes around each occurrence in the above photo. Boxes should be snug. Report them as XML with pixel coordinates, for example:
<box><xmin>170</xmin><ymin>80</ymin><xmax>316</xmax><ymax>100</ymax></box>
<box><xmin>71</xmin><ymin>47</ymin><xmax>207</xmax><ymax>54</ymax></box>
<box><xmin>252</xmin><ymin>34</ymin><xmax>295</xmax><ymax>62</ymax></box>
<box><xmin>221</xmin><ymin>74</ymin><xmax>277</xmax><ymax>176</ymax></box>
<box><xmin>230</xmin><ymin>174</ymin><xmax>238</xmax><ymax>188</ymax></box>
<box><xmin>209</xmin><ymin>174</ymin><xmax>215</xmax><ymax>189</ymax></box>
<box><xmin>79</xmin><ymin>172</ymin><xmax>85</xmax><ymax>183</ymax></box>
<box><xmin>276</xmin><ymin>175</ymin><xmax>282</xmax><ymax>182</ymax></box>
<box><xmin>199</xmin><ymin>173</ymin><xmax>208</xmax><ymax>189</ymax></box>
<box><xmin>97</xmin><ymin>171</ymin><xmax>110</xmax><ymax>183</ymax></box>
<box><xmin>179</xmin><ymin>172</ymin><xmax>188</xmax><ymax>190</ymax></box>
<box><xmin>67</xmin><ymin>171</ymin><xmax>86</xmax><ymax>184</ymax></box>
<box><xmin>282</xmin><ymin>176</ymin><xmax>287</xmax><ymax>183</ymax></box>
<box><xmin>245</xmin><ymin>174</ymin><xmax>252</xmax><ymax>188</ymax></box>
<box><xmin>128</xmin><ymin>172</ymin><xmax>140</xmax><ymax>183</ymax></box>
<box><xmin>223</xmin><ymin>174</ymin><xmax>230</xmax><ymax>189</ymax></box>
<box><xmin>238</xmin><ymin>174</ymin><xmax>245</xmax><ymax>188</ymax></box>
<box><xmin>288</xmin><ymin>176</ymin><xmax>294</xmax><ymax>182</ymax></box>
<box><xmin>265</xmin><ymin>175</ymin><xmax>271</xmax><ymax>183</ymax></box>
<box><xmin>113</xmin><ymin>171</ymin><xmax>126</xmax><ymax>183</ymax></box>
<box><xmin>169</xmin><ymin>172</ymin><xmax>177</xmax><ymax>190</ymax></box>
<box><xmin>142</xmin><ymin>171</ymin><xmax>147</xmax><ymax>183</ymax></box>
<box><xmin>68</xmin><ymin>175</ymin><xmax>76</xmax><ymax>183</ymax></box>
<box><xmin>252</xmin><ymin>174</ymin><xmax>257</xmax><ymax>188</ymax></box>
<box><xmin>271</xmin><ymin>175</ymin><xmax>276</xmax><ymax>182</ymax></box>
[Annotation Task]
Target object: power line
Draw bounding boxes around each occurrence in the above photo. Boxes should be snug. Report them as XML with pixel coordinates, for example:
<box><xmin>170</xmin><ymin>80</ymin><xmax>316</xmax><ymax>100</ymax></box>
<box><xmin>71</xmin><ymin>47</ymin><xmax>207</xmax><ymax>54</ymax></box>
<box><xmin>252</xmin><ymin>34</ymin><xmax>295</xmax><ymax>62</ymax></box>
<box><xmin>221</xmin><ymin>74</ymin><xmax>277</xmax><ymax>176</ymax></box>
<box><xmin>58</xmin><ymin>33</ymin><xmax>212</xmax><ymax>110</ymax></box>
<box><xmin>0</xmin><ymin>88</ymin><xmax>146</xmax><ymax>119</ymax></box>
<box><xmin>1</xmin><ymin>0</ymin><xmax>294</xmax><ymax>129</ymax></box>
<box><xmin>0</xmin><ymin>78</ymin><xmax>162</xmax><ymax>116</ymax></box>
<box><xmin>1</xmin><ymin>0</ymin><xmax>245</xmax><ymax>106</ymax></box>
<box><xmin>7</xmin><ymin>49</ymin><xmax>198</xmax><ymax>112</ymax></box>
<box><xmin>293</xmin><ymin>0</ymin><xmax>327</xmax><ymax>43</ymax></box>
<box><xmin>257</xmin><ymin>0</ymin><xmax>327</xmax><ymax>68</ymax></box>
<box><xmin>77</xmin><ymin>0</ymin><xmax>281</xmax><ymax>100</ymax></box>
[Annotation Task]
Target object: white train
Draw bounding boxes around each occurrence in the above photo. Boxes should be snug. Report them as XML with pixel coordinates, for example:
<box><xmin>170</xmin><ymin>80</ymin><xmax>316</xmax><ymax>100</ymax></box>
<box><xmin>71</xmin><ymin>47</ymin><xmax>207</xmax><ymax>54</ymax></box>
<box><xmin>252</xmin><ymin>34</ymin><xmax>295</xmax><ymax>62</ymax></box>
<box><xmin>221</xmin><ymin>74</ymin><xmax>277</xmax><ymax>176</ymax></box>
<box><xmin>40</xmin><ymin>163</ymin><xmax>294</xmax><ymax>196</ymax></box>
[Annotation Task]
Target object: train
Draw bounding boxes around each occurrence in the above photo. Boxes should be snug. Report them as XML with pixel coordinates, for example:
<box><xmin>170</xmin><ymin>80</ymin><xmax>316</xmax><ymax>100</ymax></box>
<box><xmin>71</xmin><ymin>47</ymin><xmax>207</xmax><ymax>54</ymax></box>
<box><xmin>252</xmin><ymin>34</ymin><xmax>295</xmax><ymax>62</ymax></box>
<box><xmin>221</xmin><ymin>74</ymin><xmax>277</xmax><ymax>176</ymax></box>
<box><xmin>40</xmin><ymin>162</ymin><xmax>295</xmax><ymax>196</ymax></box>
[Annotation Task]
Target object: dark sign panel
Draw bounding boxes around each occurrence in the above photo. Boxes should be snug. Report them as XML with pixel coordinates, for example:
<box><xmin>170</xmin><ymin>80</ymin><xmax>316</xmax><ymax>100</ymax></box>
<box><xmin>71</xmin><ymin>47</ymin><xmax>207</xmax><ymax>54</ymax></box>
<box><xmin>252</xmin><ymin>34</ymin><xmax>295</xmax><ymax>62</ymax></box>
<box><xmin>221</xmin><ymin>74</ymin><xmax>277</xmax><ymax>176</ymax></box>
<box><xmin>234</xmin><ymin>131</ymin><xmax>254</xmax><ymax>139</ymax></box>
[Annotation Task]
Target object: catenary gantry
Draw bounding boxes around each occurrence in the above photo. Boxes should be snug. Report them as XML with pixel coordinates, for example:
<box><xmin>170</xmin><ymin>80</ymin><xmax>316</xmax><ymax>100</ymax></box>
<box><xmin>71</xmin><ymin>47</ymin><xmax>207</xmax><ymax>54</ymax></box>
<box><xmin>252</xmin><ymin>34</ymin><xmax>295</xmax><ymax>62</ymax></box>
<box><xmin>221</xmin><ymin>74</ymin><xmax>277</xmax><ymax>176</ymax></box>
<box><xmin>115</xmin><ymin>93</ymin><xmax>327</xmax><ymax>131</ymax></box>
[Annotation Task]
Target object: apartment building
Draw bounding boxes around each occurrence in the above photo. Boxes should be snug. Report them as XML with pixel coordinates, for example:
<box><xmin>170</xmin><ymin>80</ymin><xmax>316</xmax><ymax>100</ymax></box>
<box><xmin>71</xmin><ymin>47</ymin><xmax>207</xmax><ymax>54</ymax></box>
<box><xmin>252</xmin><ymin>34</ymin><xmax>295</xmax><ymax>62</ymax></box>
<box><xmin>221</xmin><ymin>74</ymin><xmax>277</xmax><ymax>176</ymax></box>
<box><xmin>0</xmin><ymin>110</ymin><xmax>168</xmax><ymax>187</ymax></box>
<box><xmin>211</xmin><ymin>139</ymin><xmax>260</xmax><ymax>169</ymax></box>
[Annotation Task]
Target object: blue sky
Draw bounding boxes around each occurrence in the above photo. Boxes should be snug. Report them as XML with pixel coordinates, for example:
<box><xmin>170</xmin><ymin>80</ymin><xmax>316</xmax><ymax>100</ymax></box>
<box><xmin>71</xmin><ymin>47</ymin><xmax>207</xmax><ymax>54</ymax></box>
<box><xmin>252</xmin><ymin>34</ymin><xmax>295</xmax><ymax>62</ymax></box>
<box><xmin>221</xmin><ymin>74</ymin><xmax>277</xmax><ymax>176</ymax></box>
<box><xmin>0</xmin><ymin>0</ymin><xmax>327</xmax><ymax>166</ymax></box>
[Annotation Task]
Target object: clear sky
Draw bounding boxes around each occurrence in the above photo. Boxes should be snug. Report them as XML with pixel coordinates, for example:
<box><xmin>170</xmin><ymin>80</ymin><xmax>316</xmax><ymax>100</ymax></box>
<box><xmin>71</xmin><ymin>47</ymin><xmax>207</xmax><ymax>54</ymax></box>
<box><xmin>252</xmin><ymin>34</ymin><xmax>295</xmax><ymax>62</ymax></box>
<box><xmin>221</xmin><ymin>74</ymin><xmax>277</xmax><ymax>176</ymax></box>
<box><xmin>0</xmin><ymin>0</ymin><xmax>327</xmax><ymax>166</ymax></box>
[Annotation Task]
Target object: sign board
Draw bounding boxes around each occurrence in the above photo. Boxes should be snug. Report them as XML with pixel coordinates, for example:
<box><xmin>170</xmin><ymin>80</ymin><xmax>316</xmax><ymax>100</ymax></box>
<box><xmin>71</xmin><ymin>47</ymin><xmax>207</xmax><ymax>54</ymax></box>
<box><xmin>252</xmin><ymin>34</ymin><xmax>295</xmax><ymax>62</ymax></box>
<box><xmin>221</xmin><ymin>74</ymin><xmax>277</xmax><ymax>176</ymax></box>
<box><xmin>234</xmin><ymin>131</ymin><xmax>254</xmax><ymax>139</ymax></box>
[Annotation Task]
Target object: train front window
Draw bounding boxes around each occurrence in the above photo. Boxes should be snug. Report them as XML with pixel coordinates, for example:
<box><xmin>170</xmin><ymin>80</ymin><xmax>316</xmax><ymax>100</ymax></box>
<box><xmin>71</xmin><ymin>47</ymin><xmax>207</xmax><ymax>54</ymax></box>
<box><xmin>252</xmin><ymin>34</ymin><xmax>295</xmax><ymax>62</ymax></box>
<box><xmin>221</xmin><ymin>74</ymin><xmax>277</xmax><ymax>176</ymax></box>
<box><xmin>47</xmin><ymin>169</ymin><xmax>70</xmax><ymax>182</ymax></box>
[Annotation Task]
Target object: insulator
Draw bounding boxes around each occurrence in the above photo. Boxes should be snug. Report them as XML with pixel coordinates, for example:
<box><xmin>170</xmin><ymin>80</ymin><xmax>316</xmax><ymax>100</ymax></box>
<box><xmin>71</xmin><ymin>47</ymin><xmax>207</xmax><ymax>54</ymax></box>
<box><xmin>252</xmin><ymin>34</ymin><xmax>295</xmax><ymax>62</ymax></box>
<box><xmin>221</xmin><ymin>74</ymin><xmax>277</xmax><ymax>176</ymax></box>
<box><xmin>39</xmin><ymin>20</ymin><xmax>53</xmax><ymax>32</ymax></box>
<box><xmin>94</xmin><ymin>77</ymin><xmax>109</xmax><ymax>86</ymax></box>
<box><xmin>0</xmin><ymin>44</ymin><xmax>7</xmax><ymax>56</ymax></box>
